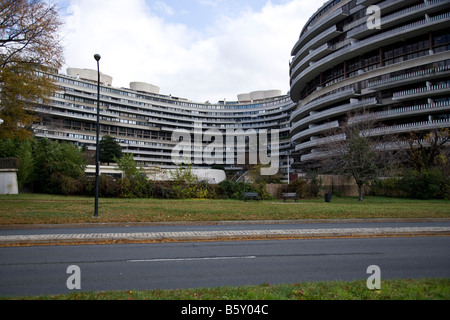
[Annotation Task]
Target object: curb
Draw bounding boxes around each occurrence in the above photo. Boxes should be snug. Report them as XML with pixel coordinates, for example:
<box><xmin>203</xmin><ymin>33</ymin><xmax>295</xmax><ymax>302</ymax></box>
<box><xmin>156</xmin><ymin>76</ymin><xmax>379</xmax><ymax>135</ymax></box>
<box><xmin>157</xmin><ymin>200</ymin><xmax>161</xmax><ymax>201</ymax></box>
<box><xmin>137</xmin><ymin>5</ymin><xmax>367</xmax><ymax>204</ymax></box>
<box><xmin>1</xmin><ymin>218</ymin><xmax>449</xmax><ymax>230</ymax></box>
<box><xmin>1</xmin><ymin>227</ymin><xmax>449</xmax><ymax>246</ymax></box>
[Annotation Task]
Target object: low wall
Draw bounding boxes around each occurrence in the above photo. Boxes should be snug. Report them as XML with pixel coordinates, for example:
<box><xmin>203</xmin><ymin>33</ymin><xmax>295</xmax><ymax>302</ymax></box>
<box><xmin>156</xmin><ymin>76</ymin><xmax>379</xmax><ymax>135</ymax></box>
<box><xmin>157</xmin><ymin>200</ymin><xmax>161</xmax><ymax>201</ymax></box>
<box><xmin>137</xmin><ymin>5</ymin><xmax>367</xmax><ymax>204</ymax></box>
<box><xmin>265</xmin><ymin>175</ymin><xmax>360</xmax><ymax>198</ymax></box>
<box><xmin>85</xmin><ymin>165</ymin><xmax>227</xmax><ymax>184</ymax></box>
<box><xmin>320</xmin><ymin>175</ymin><xmax>359</xmax><ymax>197</ymax></box>
<box><xmin>148</xmin><ymin>168</ymin><xmax>226</xmax><ymax>184</ymax></box>
<box><xmin>0</xmin><ymin>169</ymin><xmax>19</xmax><ymax>194</ymax></box>
<box><xmin>266</xmin><ymin>184</ymin><xmax>283</xmax><ymax>197</ymax></box>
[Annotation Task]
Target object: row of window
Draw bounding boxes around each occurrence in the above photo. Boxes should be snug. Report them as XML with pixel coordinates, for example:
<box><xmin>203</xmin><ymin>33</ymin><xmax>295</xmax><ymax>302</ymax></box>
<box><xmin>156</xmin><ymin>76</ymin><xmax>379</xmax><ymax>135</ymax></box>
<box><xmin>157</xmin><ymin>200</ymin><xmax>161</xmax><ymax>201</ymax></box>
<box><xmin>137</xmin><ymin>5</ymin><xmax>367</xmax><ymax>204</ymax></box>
<box><xmin>60</xmin><ymin>87</ymin><xmax>291</xmax><ymax>121</ymax></box>
<box><xmin>54</xmin><ymin>73</ymin><xmax>292</xmax><ymax>114</ymax></box>
<box><xmin>298</xmin><ymin>31</ymin><xmax>450</xmax><ymax>100</ymax></box>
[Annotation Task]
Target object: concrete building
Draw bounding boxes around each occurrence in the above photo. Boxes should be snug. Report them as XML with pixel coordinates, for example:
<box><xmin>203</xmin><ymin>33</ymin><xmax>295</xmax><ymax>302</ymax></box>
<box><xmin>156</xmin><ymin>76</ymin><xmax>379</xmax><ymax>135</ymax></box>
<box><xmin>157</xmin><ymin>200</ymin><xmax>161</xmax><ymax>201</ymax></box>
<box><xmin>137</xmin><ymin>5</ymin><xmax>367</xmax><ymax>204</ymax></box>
<box><xmin>34</xmin><ymin>68</ymin><xmax>295</xmax><ymax>178</ymax></box>
<box><xmin>289</xmin><ymin>0</ymin><xmax>450</xmax><ymax>169</ymax></box>
<box><xmin>23</xmin><ymin>0</ymin><xmax>450</xmax><ymax>179</ymax></box>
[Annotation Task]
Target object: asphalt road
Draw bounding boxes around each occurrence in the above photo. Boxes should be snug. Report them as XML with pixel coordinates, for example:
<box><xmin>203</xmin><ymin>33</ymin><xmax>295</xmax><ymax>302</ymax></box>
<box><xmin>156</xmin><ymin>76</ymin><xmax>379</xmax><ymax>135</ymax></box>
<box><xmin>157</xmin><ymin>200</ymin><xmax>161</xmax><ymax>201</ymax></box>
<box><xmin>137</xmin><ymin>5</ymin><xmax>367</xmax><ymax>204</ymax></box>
<box><xmin>2</xmin><ymin>219</ymin><xmax>450</xmax><ymax>235</ymax></box>
<box><xmin>1</xmin><ymin>236</ymin><xmax>449</xmax><ymax>297</ymax></box>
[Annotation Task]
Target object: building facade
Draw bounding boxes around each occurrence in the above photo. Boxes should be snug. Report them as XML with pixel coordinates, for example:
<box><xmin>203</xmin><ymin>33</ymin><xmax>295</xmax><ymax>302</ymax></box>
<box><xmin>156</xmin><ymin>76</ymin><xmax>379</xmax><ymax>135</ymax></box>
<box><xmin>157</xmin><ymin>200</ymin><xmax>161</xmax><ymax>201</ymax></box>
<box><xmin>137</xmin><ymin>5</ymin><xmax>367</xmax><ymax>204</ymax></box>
<box><xmin>31</xmin><ymin>0</ymin><xmax>450</xmax><ymax>178</ymax></box>
<box><xmin>289</xmin><ymin>0</ymin><xmax>450</xmax><ymax>169</ymax></box>
<box><xmin>34</xmin><ymin>67</ymin><xmax>295</xmax><ymax>176</ymax></box>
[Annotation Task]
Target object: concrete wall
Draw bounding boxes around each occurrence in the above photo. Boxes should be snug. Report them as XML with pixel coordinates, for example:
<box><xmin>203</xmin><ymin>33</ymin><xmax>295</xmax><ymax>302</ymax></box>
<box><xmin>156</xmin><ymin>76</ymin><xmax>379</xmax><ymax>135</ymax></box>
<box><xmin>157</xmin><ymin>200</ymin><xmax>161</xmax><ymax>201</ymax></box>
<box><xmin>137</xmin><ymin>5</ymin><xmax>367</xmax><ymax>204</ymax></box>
<box><xmin>147</xmin><ymin>168</ymin><xmax>226</xmax><ymax>184</ymax></box>
<box><xmin>266</xmin><ymin>183</ymin><xmax>283</xmax><ymax>197</ymax></box>
<box><xmin>320</xmin><ymin>175</ymin><xmax>359</xmax><ymax>197</ymax></box>
<box><xmin>265</xmin><ymin>175</ymin><xmax>360</xmax><ymax>198</ymax></box>
<box><xmin>85</xmin><ymin>165</ymin><xmax>226</xmax><ymax>184</ymax></box>
<box><xmin>0</xmin><ymin>169</ymin><xmax>18</xmax><ymax>194</ymax></box>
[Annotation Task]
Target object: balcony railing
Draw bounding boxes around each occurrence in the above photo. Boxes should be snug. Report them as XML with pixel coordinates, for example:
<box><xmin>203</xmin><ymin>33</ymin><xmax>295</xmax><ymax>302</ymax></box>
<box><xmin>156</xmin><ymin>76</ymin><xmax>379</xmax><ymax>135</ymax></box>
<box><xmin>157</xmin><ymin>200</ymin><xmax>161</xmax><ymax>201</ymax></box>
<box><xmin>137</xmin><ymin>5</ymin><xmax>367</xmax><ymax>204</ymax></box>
<box><xmin>292</xmin><ymin>6</ymin><xmax>348</xmax><ymax>56</ymax></box>
<box><xmin>291</xmin><ymin>98</ymin><xmax>377</xmax><ymax>133</ymax></box>
<box><xmin>363</xmin><ymin>118</ymin><xmax>450</xmax><ymax>137</ymax></box>
<box><xmin>349</xmin><ymin>101</ymin><xmax>450</xmax><ymax>124</ymax></box>
<box><xmin>295</xmin><ymin>134</ymin><xmax>346</xmax><ymax>152</ymax></box>
<box><xmin>368</xmin><ymin>65</ymin><xmax>450</xmax><ymax>89</ymax></box>
<box><xmin>291</xmin><ymin>120</ymin><xmax>339</xmax><ymax>142</ymax></box>
<box><xmin>393</xmin><ymin>83</ymin><xmax>450</xmax><ymax>100</ymax></box>
<box><xmin>290</xmin><ymin>11</ymin><xmax>450</xmax><ymax>95</ymax></box>
<box><xmin>348</xmin><ymin>0</ymin><xmax>448</xmax><ymax>39</ymax></box>
<box><xmin>290</xmin><ymin>25</ymin><xmax>340</xmax><ymax>69</ymax></box>
<box><xmin>290</xmin><ymin>88</ymin><xmax>356</xmax><ymax>122</ymax></box>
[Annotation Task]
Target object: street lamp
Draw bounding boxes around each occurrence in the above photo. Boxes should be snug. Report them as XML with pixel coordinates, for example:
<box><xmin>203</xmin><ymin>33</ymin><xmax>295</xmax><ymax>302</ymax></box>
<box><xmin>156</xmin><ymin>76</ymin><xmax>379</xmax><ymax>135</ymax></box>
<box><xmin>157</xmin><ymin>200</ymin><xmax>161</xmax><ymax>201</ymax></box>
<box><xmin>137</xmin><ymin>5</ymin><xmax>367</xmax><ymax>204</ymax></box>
<box><xmin>94</xmin><ymin>54</ymin><xmax>101</xmax><ymax>218</ymax></box>
<box><xmin>287</xmin><ymin>143</ymin><xmax>295</xmax><ymax>184</ymax></box>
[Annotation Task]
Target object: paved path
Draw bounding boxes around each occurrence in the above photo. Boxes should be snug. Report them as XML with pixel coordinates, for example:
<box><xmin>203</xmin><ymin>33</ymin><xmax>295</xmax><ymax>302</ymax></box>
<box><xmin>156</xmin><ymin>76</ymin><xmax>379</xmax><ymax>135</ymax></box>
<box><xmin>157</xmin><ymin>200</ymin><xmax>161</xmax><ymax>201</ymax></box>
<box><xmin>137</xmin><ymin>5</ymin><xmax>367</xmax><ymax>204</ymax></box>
<box><xmin>1</xmin><ymin>219</ymin><xmax>449</xmax><ymax>246</ymax></box>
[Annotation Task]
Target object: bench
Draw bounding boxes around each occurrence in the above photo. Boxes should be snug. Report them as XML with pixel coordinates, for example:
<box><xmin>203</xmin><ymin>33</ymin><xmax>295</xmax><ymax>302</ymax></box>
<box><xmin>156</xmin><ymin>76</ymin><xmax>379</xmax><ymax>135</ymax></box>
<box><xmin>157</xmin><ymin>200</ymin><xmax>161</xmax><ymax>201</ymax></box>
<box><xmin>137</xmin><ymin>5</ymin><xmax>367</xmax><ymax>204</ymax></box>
<box><xmin>244</xmin><ymin>192</ymin><xmax>260</xmax><ymax>201</ymax></box>
<box><xmin>282</xmin><ymin>192</ymin><xmax>298</xmax><ymax>202</ymax></box>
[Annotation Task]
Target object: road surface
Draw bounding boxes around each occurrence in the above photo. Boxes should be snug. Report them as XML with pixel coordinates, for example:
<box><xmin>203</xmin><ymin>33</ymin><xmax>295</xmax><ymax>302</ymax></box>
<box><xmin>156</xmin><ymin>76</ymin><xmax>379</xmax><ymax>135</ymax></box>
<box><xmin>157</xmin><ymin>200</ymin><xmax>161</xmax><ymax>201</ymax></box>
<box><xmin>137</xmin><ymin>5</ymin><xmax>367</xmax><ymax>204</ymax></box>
<box><xmin>0</xmin><ymin>235</ymin><xmax>449</xmax><ymax>297</ymax></box>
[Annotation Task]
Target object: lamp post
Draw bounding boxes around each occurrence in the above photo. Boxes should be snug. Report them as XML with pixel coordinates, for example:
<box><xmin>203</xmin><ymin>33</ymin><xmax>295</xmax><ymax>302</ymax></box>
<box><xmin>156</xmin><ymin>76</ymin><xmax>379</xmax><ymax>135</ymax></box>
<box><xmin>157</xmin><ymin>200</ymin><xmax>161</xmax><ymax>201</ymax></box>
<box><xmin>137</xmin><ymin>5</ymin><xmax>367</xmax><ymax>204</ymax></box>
<box><xmin>287</xmin><ymin>143</ymin><xmax>295</xmax><ymax>184</ymax></box>
<box><xmin>94</xmin><ymin>54</ymin><xmax>101</xmax><ymax>218</ymax></box>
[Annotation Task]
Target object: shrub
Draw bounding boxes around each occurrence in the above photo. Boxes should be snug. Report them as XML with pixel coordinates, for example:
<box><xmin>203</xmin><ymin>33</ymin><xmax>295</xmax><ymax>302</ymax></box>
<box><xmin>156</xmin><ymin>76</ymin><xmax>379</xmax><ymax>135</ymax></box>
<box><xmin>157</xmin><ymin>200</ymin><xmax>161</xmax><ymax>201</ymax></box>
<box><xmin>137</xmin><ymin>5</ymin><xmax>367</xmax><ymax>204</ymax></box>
<box><xmin>170</xmin><ymin>164</ymin><xmax>211</xmax><ymax>199</ymax></box>
<box><xmin>401</xmin><ymin>168</ymin><xmax>449</xmax><ymax>200</ymax></box>
<box><xmin>281</xmin><ymin>178</ymin><xmax>309</xmax><ymax>198</ymax></box>
<box><xmin>33</xmin><ymin>139</ymin><xmax>86</xmax><ymax>193</ymax></box>
<box><xmin>216</xmin><ymin>180</ymin><xmax>235</xmax><ymax>199</ymax></box>
<box><xmin>49</xmin><ymin>172</ymin><xmax>84</xmax><ymax>196</ymax></box>
<box><xmin>152</xmin><ymin>181</ymin><xmax>174</xmax><ymax>199</ymax></box>
<box><xmin>117</xmin><ymin>176</ymin><xmax>153</xmax><ymax>198</ymax></box>
<box><xmin>83</xmin><ymin>175</ymin><xmax>121</xmax><ymax>198</ymax></box>
<box><xmin>280</xmin><ymin>177</ymin><xmax>321</xmax><ymax>199</ymax></box>
<box><xmin>216</xmin><ymin>180</ymin><xmax>258</xmax><ymax>200</ymax></box>
<box><xmin>252</xmin><ymin>181</ymin><xmax>274</xmax><ymax>200</ymax></box>
<box><xmin>99</xmin><ymin>175</ymin><xmax>121</xmax><ymax>198</ymax></box>
<box><xmin>371</xmin><ymin>177</ymin><xmax>404</xmax><ymax>198</ymax></box>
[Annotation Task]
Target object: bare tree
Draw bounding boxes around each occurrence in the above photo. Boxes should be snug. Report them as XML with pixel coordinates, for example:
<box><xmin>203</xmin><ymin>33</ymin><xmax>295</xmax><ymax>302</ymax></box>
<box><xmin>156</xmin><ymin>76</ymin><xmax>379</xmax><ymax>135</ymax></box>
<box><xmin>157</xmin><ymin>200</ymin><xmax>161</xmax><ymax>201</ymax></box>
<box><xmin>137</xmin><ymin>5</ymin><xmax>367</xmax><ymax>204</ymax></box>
<box><xmin>318</xmin><ymin>111</ymin><xmax>401</xmax><ymax>201</ymax></box>
<box><xmin>407</xmin><ymin>128</ymin><xmax>450</xmax><ymax>171</ymax></box>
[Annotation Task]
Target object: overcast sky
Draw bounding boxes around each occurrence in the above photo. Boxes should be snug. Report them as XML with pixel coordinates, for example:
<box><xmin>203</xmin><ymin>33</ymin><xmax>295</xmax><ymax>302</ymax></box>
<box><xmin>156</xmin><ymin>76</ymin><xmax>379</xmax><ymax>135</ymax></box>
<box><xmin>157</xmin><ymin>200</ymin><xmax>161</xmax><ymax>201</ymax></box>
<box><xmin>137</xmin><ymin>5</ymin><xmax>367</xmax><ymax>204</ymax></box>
<box><xmin>57</xmin><ymin>0</ymin><xmax>319</xmax><ymax>103</ymax></box>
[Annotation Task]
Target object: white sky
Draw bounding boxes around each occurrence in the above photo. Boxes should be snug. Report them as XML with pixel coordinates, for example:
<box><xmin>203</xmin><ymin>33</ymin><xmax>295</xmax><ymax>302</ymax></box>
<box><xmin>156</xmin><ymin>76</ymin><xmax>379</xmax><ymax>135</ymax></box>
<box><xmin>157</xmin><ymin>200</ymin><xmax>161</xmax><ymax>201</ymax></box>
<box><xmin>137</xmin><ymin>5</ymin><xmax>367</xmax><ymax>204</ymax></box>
<box><xmin>57</xmin><ymin>0</ymin><xmax>320</xmax><ymax>103</ymax></box>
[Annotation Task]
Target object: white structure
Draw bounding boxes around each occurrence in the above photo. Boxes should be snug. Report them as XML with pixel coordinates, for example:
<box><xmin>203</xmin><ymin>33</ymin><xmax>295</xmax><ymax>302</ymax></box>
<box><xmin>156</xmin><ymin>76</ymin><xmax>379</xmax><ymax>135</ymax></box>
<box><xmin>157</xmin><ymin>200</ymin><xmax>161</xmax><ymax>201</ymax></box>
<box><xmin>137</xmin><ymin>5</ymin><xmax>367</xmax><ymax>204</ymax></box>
<box><xmin>237</xmin><ymin>90</ymin><xmax>282</xmax><ymax>103</ymax></box>
<box><xmin>85</xmin><ymin>165</ymin><xmax>226</xmax><ymax>184</ymax></box>
<box><xmin>0</xmin><ymin>169</ymin><xmax>19</xmax><ymax>195</ymax></box>
<box><xmin>129</xmin><ymin>82</ymin><xmax>160</xmax><ymax>95</ymax></box>
<box><xmin>148</xmin><ymin>168</ymin><xmax>226</xmax><ymax>184</ymax></box>
<box><xmin>66</xmin><ymin>67</ymin><xmax>113</xmax><ymax>86</ymax></box>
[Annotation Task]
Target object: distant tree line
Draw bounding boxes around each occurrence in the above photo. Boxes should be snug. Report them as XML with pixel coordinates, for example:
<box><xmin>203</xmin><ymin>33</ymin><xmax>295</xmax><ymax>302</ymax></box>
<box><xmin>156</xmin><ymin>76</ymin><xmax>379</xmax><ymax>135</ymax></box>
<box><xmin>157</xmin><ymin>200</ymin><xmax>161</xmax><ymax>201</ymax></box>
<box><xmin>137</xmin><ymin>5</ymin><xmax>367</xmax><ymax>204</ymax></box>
<box><xmin>1</xmin><ymin>125</ymin><xmax>448</xmax><ymax>200</ymax></box>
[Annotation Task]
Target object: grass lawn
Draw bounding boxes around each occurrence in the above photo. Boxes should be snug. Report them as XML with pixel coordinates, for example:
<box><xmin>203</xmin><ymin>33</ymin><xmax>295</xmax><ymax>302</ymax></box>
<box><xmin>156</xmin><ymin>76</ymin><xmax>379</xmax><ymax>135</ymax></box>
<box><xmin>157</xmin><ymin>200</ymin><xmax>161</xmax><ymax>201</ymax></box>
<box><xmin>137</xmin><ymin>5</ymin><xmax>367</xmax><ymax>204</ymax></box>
<box><xmin>6</xmin><ymin>279</ymin><xmax>449</xmax><ymax>300</ymax></box>
<box><xmin>1</xmin><ymin>194</ymin><xmax>448</xmax><ymax>301</ymax></box>
<box><xmin>0</xmin><ymin>193</ymin><xmax>448</xmax><ymax>225</ymax></box>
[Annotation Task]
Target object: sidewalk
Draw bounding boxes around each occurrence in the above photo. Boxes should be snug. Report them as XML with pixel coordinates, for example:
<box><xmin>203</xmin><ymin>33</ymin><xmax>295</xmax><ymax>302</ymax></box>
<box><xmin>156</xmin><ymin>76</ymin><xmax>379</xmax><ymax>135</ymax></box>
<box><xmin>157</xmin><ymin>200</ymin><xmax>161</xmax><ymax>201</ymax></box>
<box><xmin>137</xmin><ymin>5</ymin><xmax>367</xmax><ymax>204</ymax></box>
<box><xmin>1</xmin><ymin>224</ymin><xmax>449</xmax><ymax>246</ymax></box>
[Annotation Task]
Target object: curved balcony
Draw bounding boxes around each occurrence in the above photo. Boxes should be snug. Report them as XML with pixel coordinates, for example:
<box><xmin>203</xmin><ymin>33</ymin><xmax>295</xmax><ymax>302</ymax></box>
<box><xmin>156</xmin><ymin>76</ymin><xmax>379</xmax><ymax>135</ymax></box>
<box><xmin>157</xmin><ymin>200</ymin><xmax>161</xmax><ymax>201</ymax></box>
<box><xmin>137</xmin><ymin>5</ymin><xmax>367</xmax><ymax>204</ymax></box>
<box><xmin>393</xmin><ymin>83</ymin><xmax>450</xmax><ymax>101</ymax></box>
<box><xmin>292</xmin><ymin>6</ymin><xmax>348</xmax><ymax>56</ymax></box>
<box><xmin>348</xmin><ymin>0</ymin><xmax>449</xmax><ymax>40</ymax></box>
<box><xmin>368</xmin><ymin>65</ymin><xmax>450</xmax><ymax>91</ymax></box>
<box><xmin>290</xmin><ymin>12</ymin><xmax>450</xmax><ymax>102</ymax></box>
<box><xmin>349</xmin><ymin>101</ymin><xmax>450</xmax><ymax>125</ymax></box>
<box><xmin>299</xmin><ymin>118</ymin><xmax>450</xmax><ymax>163</ymax></box>
<box><xmin>290</xmin><ymin>43</ymin><xmax>334</xmax><ymax>80</ymax></box>
<box><xmin>291</xmin><ymin>98</ymin><xmax>377</xmax><ymax>134</ymax></box>
<box><xmin>291</xmin><ymin>120</ymin><xmax>339</xmax><ymax>143</ymax></box>
<box><xmin>290</xmin><ymin>88</ymin><xmax>357</xmax><ymax>124</ymax></box>
<box><xmin>364</xmin><ymin>118</ymin><xmax>450</xmax><ymax>137</ymax></box>
<box><xmin>295</xmin><ymin>134</ymin><xmax>346</xmax><ymax>152</ymax></box>
<box><xmin>290</xmin><ymin>25</ymin><xmax>341</xmax><ymax>71</ymax></box>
